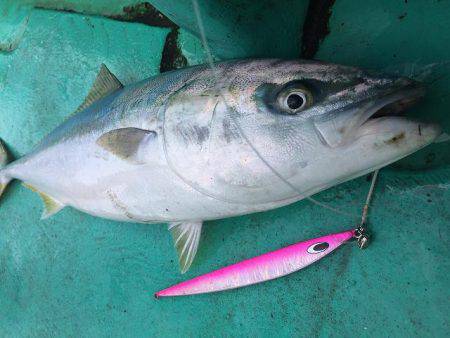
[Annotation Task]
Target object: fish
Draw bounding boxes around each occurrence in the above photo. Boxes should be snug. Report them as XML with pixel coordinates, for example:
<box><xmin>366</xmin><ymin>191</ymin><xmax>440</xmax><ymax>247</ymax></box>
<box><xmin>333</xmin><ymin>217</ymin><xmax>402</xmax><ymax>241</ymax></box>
<box><xmin>0</xmin><ymin>59</ymin><xmax>442</xmax><ymax>273</ymax></box>
<box><xmin>155</xmin><ymin>229</ymin><xmax>355</xmax><ymax>297</ymax></box>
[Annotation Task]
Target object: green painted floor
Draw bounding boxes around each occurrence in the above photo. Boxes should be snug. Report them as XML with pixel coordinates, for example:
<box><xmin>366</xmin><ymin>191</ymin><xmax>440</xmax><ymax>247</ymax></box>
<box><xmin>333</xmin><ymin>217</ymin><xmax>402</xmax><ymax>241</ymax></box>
<box><xmin>0</xmin><ymin>1</ymin><xmax>449</xmax><ymax>337</ymax></box>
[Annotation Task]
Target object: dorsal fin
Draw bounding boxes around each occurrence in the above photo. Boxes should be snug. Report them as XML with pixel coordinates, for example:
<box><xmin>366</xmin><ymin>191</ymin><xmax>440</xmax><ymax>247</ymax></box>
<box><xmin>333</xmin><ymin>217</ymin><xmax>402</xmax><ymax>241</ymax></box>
<box><xmin>75</xmin><ymin>64</ymin><xmax>123</xmax><ymax>113</ymax></box>
<box><xmin>168</xmin><ymin>221</ymin><xmax>203</xmax><ymax>273</ymax></box>
<box><xmin>23</xmin><ymin>183</ymin><xmax>65</xmax><ymax>219</ymax></box>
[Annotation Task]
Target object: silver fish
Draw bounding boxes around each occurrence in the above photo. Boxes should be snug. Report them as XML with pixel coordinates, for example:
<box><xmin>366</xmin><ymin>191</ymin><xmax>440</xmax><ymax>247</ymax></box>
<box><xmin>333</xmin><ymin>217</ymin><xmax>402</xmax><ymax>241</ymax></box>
<box><xmin>0</xmin><ymin>59</ymin><xmax>441</xmax><ymax>272</ymax></box>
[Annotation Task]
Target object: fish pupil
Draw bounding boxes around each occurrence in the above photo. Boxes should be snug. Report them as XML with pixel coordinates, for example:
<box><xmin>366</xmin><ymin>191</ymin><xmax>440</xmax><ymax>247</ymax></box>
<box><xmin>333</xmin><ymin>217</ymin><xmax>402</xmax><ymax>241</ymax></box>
<box><xmin>313</xmin><ymin>242</ymin><xmax>329</xmax><ymax>251</ymax></box>
<box><xmin>287</xmin><ymin>93</ymin><xmax>304</xmax><ymax>110</ymax></box>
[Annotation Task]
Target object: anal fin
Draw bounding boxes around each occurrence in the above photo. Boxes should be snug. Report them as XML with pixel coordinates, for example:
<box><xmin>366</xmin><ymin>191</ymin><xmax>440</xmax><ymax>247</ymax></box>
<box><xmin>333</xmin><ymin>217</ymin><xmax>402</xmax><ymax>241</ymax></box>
<box><xmin>168</xmin><ymin>221</ymin><xmax>203</xmax><ymax>274</ymax></box>
<box><xmin>23</xmin><ymin>183</ymin><xmax>65</xmax><ymax>219</ymax></box>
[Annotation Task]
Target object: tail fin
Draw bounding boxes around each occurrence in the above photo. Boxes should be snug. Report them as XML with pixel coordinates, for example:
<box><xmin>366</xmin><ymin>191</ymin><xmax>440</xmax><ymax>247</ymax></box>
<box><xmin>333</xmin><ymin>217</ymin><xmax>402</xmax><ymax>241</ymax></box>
<box><xmin>0</xmin><ymin>139</ymin><xmax>12</xmax><ymax>197</ymax></box>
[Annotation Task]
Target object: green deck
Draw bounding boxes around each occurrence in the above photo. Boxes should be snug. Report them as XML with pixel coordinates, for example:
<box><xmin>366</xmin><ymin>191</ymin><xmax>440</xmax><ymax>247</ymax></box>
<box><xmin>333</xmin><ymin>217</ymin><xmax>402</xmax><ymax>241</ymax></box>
<box><xmin>0</xmin><ymin>1</ymin><xmax>448</xmax><ymax>337</ymax></box>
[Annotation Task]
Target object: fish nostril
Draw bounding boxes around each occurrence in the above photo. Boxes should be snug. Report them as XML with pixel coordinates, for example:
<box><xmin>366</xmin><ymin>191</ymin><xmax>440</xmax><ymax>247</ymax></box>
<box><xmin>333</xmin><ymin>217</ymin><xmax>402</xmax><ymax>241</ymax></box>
<box><xmin>394</xmin><ymin>77</ymin><xmax>425</xmax><ymax>93</ymax></box>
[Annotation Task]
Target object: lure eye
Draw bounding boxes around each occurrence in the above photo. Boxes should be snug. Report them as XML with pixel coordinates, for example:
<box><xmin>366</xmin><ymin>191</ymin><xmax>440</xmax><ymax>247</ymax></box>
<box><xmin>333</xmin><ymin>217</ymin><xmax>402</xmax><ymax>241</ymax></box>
<box><xmin>307</xmin><ymin>242</ymin><xmax>329</xmax><ymax>254</ymax></box>
<box><xmin>277</xmin><ymin>86</ymin><xmax>313</xmax><ymax>114</ymax></box>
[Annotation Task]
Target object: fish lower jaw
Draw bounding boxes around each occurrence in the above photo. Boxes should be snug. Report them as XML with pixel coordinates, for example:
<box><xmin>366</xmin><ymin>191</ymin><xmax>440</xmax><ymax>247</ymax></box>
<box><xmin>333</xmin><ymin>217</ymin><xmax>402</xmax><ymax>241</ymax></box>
<box><xmin>355</xmin><ymin>116</ymin><xmax>441</xmax><ymax>146</ymax></box>
<box><xmin>353</xmin><ymin>133</ymin><xmax>439</xmax><ymax>179</ymax></box>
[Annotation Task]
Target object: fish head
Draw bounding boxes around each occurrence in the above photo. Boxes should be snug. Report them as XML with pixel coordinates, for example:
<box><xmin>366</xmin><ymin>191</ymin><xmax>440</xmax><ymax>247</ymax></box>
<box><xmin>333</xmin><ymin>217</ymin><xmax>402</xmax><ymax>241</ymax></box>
<box><xmin>222</xmin><ymin>60</ymin><xmax>442</xmax><ymax>193</ymax></box>
<box><xmin>163</xmin><ymin>60</ymin><xmax>441</xmax><ymax>204</ymax></box>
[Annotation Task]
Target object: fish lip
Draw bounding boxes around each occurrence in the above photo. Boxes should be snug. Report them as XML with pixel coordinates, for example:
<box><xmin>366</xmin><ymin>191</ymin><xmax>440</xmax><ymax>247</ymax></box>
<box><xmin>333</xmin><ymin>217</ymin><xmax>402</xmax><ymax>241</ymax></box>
<box><xmin>358</xmin><ymin>83</ymin><xmax>426</xmax><ymax>128</ymax></box>
<box><xmin>327</xmin><ymin>82</ymin><xmax>426</xmax><ymax>147</ymax></box>
<box><xmin>312</xmin><ymin>81</ymin><xmax>426</xmax><ymax>148</ymax></box>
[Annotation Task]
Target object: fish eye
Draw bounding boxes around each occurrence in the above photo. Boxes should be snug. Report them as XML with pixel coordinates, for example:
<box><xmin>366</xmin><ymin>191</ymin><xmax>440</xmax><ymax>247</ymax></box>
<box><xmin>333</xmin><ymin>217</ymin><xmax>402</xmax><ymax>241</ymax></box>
<box><xmin>278</xmin><ymin>87</ymin><xmax>313</xmax><ymax>114</ymax></box>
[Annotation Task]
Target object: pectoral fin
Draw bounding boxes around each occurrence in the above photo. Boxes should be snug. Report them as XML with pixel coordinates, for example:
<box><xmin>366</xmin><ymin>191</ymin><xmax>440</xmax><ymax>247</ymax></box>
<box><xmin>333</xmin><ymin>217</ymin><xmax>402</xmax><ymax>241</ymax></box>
<box><xmin>168</xmin><ymin>221</ymin><xmax>203</xmax><ymax>274</ymax></box>
<box><xmin>23</xmin><ymin>183</ymin><xmax>65</xmax><ymax>219</ymax></box>
<box><xmin>97</xmin><ymin>128</ymin><xmax>157</xmax><ymax>164</ymax></box>
<box><xmin>75</xmin><ymin>64</ymin><xmax>123</xmax><ymax>113</ymax></box>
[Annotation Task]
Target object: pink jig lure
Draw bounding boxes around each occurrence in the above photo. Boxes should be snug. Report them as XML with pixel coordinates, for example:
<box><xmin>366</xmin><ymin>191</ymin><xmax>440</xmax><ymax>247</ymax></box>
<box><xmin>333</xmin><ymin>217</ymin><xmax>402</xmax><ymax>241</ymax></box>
<box><xmin>155</xmin><ymin>229</ymin><xmax>355</xmax><ymax>297</ymax></box>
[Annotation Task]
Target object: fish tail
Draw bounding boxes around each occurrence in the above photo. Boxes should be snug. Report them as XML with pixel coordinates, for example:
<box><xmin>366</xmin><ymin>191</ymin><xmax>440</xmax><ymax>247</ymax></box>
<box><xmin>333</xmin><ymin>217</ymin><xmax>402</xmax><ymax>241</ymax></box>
<box><xmin>0</xmin><ymin>139</ymin><xmax>12</xmax><ymax>198</ymax></box>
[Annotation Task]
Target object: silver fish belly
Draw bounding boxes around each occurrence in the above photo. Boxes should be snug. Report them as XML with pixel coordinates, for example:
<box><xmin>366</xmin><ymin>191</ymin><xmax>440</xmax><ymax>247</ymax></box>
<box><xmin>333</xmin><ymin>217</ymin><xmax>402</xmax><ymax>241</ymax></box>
<box><xmin>0</xmin><ymin>59</ymin><xmax>441</xmax><ymax>272</ymax></box>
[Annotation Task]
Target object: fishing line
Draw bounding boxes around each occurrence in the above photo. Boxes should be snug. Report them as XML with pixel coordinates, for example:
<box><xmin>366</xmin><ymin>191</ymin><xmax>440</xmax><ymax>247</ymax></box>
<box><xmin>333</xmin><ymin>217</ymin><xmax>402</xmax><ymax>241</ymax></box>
<box><xmin>361</xmin><ymin>169</ymin><xmax>379</xmax><ymax>226</ymax></box>
<box><xmin>191</xmin><ymin>0</ymin><xmax>359</xmax><ymax>219</ymax></box>
<box><xmin>383</xmin><ymin>61</ymin><xmax>450</xmax><ymax>84</ymax></box>
<box><xmin>353</xmin><ymin>169</ymin><xmax>379</xmax><ymax>248</ymax></box>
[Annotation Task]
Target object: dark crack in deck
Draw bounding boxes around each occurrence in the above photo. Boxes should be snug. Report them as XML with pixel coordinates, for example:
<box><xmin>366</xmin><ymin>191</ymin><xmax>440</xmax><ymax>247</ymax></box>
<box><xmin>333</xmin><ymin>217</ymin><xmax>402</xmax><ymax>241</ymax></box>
<box><xmin>301</xmin><ymin>0</ymin><xmax>336</xmax><ymax>59</ymax></box>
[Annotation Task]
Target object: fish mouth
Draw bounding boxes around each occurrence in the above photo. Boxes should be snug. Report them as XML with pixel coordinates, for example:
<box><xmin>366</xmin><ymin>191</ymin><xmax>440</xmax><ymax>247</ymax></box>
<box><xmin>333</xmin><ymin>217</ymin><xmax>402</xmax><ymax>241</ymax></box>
<box><xmin>352</xmin><ymin>82</ymin><xmax>442</xmax><ymax>148</ymax></box>
<box><xmin>358</xmin><ymin>84</ymin><xmax>426</xmax><ymax>129</ymax></box>
<box><xmin>314</xmin><ymin>79</ymin><xmax>433</xmax><ymax>148</ymax></box>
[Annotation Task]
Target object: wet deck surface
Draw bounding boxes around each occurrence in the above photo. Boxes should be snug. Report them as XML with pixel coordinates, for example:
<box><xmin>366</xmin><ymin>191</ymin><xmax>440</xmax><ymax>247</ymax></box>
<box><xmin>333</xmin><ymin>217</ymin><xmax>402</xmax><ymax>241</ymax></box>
<box><xmin>0</xmin><ymin>1</ymin><xmax>449</xmax><ymax>336</ymax></box>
